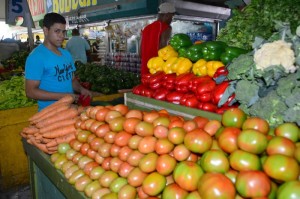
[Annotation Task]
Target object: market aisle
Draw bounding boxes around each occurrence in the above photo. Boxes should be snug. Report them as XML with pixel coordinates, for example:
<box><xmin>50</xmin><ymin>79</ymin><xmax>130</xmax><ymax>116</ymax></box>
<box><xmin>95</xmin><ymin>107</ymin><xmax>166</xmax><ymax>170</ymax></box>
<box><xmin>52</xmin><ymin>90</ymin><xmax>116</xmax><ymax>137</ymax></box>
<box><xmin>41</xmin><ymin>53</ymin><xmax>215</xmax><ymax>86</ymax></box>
<box><xmin>0</xmin><ymin>185</ymin><xmax>32</xmax><ymax>199</ymax></box>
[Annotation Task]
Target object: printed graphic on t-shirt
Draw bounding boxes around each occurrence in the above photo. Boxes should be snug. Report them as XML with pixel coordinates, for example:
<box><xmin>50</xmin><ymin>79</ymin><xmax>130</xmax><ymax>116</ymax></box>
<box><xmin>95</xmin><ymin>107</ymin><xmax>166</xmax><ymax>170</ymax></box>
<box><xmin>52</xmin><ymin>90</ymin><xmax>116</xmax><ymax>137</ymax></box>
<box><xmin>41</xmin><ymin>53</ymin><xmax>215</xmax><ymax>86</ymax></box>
<box><xmin>54</xmin><ymin>63</ymin><xmax>74</xmax><ymax>82</ymax></box>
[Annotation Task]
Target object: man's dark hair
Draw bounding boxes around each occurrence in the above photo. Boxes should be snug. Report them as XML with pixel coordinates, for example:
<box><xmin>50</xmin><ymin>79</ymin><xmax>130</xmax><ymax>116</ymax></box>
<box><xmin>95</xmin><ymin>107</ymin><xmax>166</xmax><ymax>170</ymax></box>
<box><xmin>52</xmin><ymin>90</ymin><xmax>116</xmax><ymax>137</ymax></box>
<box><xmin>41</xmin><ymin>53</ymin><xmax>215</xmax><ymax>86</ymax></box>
<box><xmin>42</xmin><ymin>12</ymin><xmax>66</xmax><ymax>29</ymax></box>
<box><xmin>72</xmin><ymin>28</ymin><xmax>80</xmax><ymax>36</ymax></box>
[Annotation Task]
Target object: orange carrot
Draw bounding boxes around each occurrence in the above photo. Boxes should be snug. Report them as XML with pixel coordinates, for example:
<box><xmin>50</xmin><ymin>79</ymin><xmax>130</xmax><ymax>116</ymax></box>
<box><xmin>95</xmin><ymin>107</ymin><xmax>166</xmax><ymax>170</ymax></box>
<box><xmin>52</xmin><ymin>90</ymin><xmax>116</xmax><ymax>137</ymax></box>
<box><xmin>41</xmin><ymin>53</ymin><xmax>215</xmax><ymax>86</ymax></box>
<box><xmin>22</xmin><ymin>126</ymin><xmax>39</xmax><ymax>135</ymax></box>
<box><xmin>40</xmin><ymin>137</ymin><xmax>53</xmax><ymax>144</ymax></box>
<box><xmin>31</xmin><ymin>103</ymin><xmax>71</xmax><ymax>124</ymax></box>
<box><xmin>29</xmin><ymin>95</ymin><xmax>75</xmax><ymax>122</ymax></box>
<box><xmin>42</xmin><ymin>124</ymin><xmax>76</xmax><ymax>139</ymax></box>
<box><xmin>47</xmin><ymin>146</ymin><xmax>58</xmax><ymax>153</ymax></box>
<box><xmin>39</xmin><ymin>118</ymin><xmax>77</xmax><ymax>134</ymax></box>
<box><xmin>29</xmin><ymin>137</ymin><xmax>50</xmax><ymax>154</ymax></box>
<box><xmin>36</xmin><ymin>107</ymin><xmax>79</xmax><ymax>128</ymax></box>
<box><xmin>46</xmin><ymin>133</ymin><xmax>75</xmax><ymax>148</ymax></box>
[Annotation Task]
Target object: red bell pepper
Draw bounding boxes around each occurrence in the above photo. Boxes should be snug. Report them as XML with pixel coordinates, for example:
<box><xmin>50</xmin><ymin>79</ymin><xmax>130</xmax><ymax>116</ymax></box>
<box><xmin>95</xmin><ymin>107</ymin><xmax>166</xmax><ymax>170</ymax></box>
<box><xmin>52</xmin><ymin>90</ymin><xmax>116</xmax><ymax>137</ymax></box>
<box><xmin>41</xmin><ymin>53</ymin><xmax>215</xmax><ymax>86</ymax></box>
<box><xmin>78</xmin><ymin>95</ymin><xmax>91</xmax><ymax>107</ymax></box>
<box><xmin>215</xmin><ymin>104</ymin><xmax>239</xmax><ymax>114</ymax></box>
<box><xmin>143</xmin><ymin>87</ymin><xmax>153</xmax><ymax>98</ymax></box>
<box><xmin>132</xmin><ymin>84</ymin><xmax>146</xmax><ymax>95</ymax></box>
<box><xmin>185</xmin><ymin>96</ymin><xmax>199</xmax><ymax>108</ymax></box>
<box><xmin>196</xmin><ymin>92</ymin><xmax>212</xmax><ymax>103</ymax></box>
<box><xmin>163</xmin><ymin>73</ymin><xmax>177</xmax><ymax>90</ymax></box>
<box><xmin>152</xmin><ymin>88</ymin><xmax>169</xmax><ymax>101</ymax></box>
<box><xmin>211</xmin><ymin>81</ymin><xmax>230</xmax><ymax>105</ymax></box>
<box><xmin>166</xmin><ymin>91</ymin><xmax>184</xmax><ymax>104</ymax></box>
<box><xmin>175</xmin><ymin>73</ymin><xmax>195</xmax><ymax>93</ymax></box>
<box><xmin>198</xmin><ymin>102</ymin><xmax>217</xmax><ymax>112</ymax></box>
<box><xmin>188</xmin><ymin>76</ymin><xmax>212</xmax><ymax>93</ymax></box>
<box><xmin>180</xmin><ymin>93</ymin><xmax>194</xmax><ymax>105</ymax></box>
<box><xmin>141</xmin><ymin>73</ymin><xmax>152</xmax><ymax>86</ymax></box>
<box><xmin>148</xmin><ymin>71</ymin><xmax>165</xmax><ymax>90</ymax></box>
<box><xmin>213</xmin><ymin>66</ymin><xmax>228</xmax><ymax>84</ymax></box>
<box><xmin>196</xmin><ymin>78</ymin><xmax>216</xmax><ymax>95</ymax></box>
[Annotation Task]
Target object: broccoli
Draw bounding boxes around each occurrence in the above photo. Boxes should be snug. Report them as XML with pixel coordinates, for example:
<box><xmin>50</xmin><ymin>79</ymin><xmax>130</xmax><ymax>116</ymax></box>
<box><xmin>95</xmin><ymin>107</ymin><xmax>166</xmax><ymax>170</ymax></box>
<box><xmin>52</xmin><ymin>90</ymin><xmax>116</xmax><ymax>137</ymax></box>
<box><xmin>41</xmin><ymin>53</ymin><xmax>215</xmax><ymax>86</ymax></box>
<box><xmin>284</xmin><ymin>106</ymin><xmax>300</xmax><ymax>126</ymax></box>
<box><xmin>276</xmin><ymin>69</ymin><xmax>300</xmax><ymax>99</ymax></box>
<box><xmin>235</xmin><ymin>79</ymin><xmax>260</xmax><ymax>107</ymax></box>
<box><xmin>226</xmin><ymin>54</ymin><xmax>256</xmax><ymax>80</ymax></box>
<box><xmin>248</xmin><ymin>90</ymin><xmax>288</xmax><ymax>127</ymax></box>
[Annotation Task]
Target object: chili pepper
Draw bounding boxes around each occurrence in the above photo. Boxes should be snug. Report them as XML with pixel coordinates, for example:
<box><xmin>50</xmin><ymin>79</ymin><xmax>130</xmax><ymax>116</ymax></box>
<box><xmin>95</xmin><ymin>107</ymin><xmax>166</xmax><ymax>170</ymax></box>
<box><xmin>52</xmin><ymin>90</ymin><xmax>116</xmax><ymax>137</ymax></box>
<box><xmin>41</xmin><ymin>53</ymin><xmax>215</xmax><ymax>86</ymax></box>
<box><xmin>185</xmin><ymin>96</ymin><xmax>199</xmax><ymax>108</ymax></box>
<box><xmin>196</xmin><ymin>78</ymin><xmax>216</xmax><ymax>95</ymax></box>
<box><xmin>158</xmin><ymin>45</ymin><xmax>178</xmax><ymax>61</ymax></box>
<box><xmin>202</xmin><ymin>41</ymin><xmax>227</xmax><ymax>61</ymax></box>
<box><xmin>162</xmin><ymin>57</ymin><xmax>178</xmax><ymax>74</ymax></box>
<box><xmin>152</xmin><ymin>87</ymin><xmax>169</xmax><ymax>101</ymax></box>
<box><xmin>220</xmin><ymin>46</ymin><xmax>248</xmax><ymax>65</ymax></box>
<box><xmin>186</xmin><ymin>44</ymin><xmax>205</xmax><ymax>62</ymax></box>
<box><xmin>171</xmin><ymin>57</ymin><xmax>193</xmax><ymax>75</ymax></box>
<box><xmin>147</xmin><ymin>56</ymin><xmax>165</xmax><ymax>74</ymax></box>
<box><xmin>213</xmin><ymin>66</ymin><xmax>228</xmax><ymax>84</ymax></box>
<box><xmin>166</xmin><ymin>91</ymin><xmax>184</xmax><ymax>104</ymax></box>
<box><xmin>211</xmin><ymin>81</ymin><xmax>230</xmax><ymax>105</ymax></box>
<box><xmin>169</xmin><ymin>33</ymin><xmax>193</xmax><ymax>51</ymax></box>
<box><xmin>198</xmin><ymin>102</ymin><xmax>217</xmax><ymax>112</ymax></box>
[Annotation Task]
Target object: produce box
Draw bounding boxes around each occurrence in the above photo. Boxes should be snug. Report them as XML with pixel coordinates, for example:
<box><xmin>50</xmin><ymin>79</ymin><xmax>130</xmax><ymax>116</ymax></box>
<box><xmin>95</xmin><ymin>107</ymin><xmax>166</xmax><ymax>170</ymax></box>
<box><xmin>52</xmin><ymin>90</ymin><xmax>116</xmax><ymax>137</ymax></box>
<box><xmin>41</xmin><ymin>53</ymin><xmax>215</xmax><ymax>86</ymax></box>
<box><xmin>0</xmin><ymin>105</ymin><xmax>38</xmax><ymax>191</ymax></box>
<box><xmin>124</xmin><ymin>92</ymin><xmax>221</xmax><ymax>121</ymax></box>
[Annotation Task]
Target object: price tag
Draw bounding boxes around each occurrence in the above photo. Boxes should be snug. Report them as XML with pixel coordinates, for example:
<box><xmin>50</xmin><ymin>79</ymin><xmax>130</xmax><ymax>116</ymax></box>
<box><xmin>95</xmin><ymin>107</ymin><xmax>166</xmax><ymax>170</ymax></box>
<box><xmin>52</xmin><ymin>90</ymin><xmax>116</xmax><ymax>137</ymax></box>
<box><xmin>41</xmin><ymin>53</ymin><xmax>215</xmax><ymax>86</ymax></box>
<box><xmin>6</xmin><ymin>0</ymin><xmax>34</xmax><ymax>27</ymax></box>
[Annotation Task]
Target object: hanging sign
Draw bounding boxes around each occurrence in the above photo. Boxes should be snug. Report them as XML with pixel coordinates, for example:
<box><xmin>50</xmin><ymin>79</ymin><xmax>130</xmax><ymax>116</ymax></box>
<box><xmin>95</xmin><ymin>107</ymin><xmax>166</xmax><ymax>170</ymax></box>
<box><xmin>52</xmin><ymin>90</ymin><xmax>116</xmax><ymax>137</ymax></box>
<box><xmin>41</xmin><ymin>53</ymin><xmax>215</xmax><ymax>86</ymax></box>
<box><xmin>6</xmin><ymin>0</ymin><xmax>35</xmax><ymax>27</ymax></box>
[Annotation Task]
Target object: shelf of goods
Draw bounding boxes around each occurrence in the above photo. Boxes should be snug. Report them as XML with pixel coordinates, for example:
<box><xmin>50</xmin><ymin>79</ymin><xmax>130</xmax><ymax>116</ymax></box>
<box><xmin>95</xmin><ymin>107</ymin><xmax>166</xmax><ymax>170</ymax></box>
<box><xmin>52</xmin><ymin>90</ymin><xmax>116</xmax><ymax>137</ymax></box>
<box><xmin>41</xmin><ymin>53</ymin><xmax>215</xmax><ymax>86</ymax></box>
<box><xmin>0</xmin><ymin>94</ymin><xmax>123</xmax><ymax>191</ymax></box>
<box><xmin>22</xmin><ymin>92</ymin><xmax>221</xmax><ymax>198</ymax></box>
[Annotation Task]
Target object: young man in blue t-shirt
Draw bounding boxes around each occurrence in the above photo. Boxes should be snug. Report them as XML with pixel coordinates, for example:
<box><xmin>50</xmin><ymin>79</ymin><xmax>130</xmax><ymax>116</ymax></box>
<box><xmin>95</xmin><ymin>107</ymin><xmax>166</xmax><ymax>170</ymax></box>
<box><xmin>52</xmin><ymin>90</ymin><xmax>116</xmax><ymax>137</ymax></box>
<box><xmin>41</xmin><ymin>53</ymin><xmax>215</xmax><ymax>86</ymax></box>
<box><xmin>25</xmin><ymin>13</ymin><xmax>92</xmax><ymax>111</ymax></box>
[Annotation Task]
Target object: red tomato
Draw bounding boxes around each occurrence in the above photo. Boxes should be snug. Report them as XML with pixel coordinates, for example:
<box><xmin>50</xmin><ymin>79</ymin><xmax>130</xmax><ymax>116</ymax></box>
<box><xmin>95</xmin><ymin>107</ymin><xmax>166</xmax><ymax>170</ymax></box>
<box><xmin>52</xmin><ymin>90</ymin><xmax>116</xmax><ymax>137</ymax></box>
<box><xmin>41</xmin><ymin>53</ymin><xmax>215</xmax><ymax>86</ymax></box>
<box><xmin>168</xmin><ymin>127</ymin><xmax>187</xmax><ymax>145</ymax></box>
<box><xmin>266</xmin><ymin>136</ymin><xmax>296</xmax><ymax>157</ymax></box>
<box><xmin>192</xmin><ymin>116</ymin><xmax>209</xmax><ymax>129</ymax></box>
<box><xmin>109</xmin><ymin>157</ymin><xmax>123</xmax><ymax>173</ymax></box>
<box><xmin>99</xmin><ymin>170</ymin><xmax>118</xmax><ymax>188</ymax></box>
<box><xmin>111</xmin><ymin>104</ymin><xmax>129</xmax><ymax>115</ymax></box>
<box><xmin>138</xmin><ymin>136</ymin><xmax>157</xmax><ymax>154</ymax></box>
<box><xmin>198</xmin><ymin>173</ymin><xmax>236</xmax><ymax>199</ymax></box>
<box><xmin>184</xmin><ymin>128</ymin><xmax>212</xmax><ymax>154</ymax></box>
<box><xmin>127</xmin><ymin>167</ymin><xmax>148</xmax><ymax>187</ymax></box>
<box><xmin>235</xmin><ymin>170</ymin><xmax>271</xmax><ymax>198</ymax></box>
<box><xmin>200</xmin><ymin>149</ymin><xmax>229</xmax><ymax>173</ymax></box>
<box><xmin>229</xmin><ymin>150</ymin><xmax>261</xmax><ymax>171</ymax></box>
<box><xmin>108</xmin><ymin>116</ymin><xmax>125</xmax><ymax>132</ymax></box>
<box><xmin>242</xmin><ymin>117</ymin><xmax>270</xmax><ymax>134</ymax></box>
<box><xmin>128</xmin><ymin>135</ymin><xmax>143</xmax><ymax>150</ymax></box>
<box><xmin>275</xmin><ymin>122</ymin><xmax>299</xmax><ymax>142</ymax></box>
<box><xmin>173</xmin><ymin>161</ymin><xmax>204</xmax><ymax>191</ymax></box>
<box><xmin>221</xmin><ymin>108</ymin><xmax>247</xmax><ymax>128</ymax></box>
<box><xmin>203</xmin><ymin>119</ymin><xmax>222</xmax><ymax>136</ymax></box>
<box><xmin>277</xmin><ymin>181</ymin><xmax>300</xmax><ymax>199</ymax></box>
<box><xmin>127</xmin><ymin>150</ymin><xmax>145</xmax><ymax>167</ymax></box>
<box><xmin>139</xmin><ymin>152</ymin><xmax>158</xmax><ymax>173</ymax></box>
<box><xmin>173</xmin><ymin>144</ymin><xmax>191</xmax><ymax>161</ymax></box>
<box><xmin>123</xmin><ymin>118</ymin><xmax>141</xmax><ymax>134</ymax></box>
<box><xmin>237</xmin><ymin>129</ymin><xmax>268</xmax><ymax>154</ymax></box>
<box><xmin>162</xmin><ymin>183</ymin><xmax>189</xmax><ymax>199</ymax></box>
<box><xmin>156</xmin><ymin>154</ymin><xmax>177</xmax><ymax>176</ymax></box>
<box><xmin>263</xmin><ymin>154</ymin><xmax>299</xmax><ymax>182</ymax></box>
<box><xmin>155</xmin><ymin>138</ymin><xmax>174</xmax><ymax>155</ymax></box>
<box><xmin>135</xmin><ymin>121</ymin><xmax>154</xmax><ymax>137</ymax></box>
<box><xmin>114</xmin><ymin>131</ymin><xmax>132</xmax><ymax>147</ymax></box>
<box><xmin>118</xmin><ymin>146</ymin><xmax>133</xmax><ymax>162</ymax></box>
<box><xmin>153</xmin><ymin>125</ymin><xmax>169</xmax><ymax>139</ymax></box>
<box><xmin>142</xmin><ymin>172</ymin><xmax>166</xmax><ymax>196</ymax></box>
<box><xmin>143</xmin><ymin>111</ymin><xmax>160</xmax><ymax>123</ymax></box>
<box><xmin>118</xmin><ymin>162</ymin><xmax>134</xmax><ymax>178</ymax></box>
<box><xmin>217</xmin><ymin>127</ymin><xmax>241</xmax><ymax>154</ymax></box>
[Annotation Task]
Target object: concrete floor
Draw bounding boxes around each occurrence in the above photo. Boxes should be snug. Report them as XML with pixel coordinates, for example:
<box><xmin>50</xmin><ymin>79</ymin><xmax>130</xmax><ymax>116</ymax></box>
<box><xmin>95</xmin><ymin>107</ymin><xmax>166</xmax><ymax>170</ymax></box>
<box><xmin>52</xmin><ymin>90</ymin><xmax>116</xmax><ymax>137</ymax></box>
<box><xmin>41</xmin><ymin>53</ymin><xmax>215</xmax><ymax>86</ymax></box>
<box><xmin>0</xmin><ymin>185</ymin><xmax>32</xmax><ymax>199</ymax></box>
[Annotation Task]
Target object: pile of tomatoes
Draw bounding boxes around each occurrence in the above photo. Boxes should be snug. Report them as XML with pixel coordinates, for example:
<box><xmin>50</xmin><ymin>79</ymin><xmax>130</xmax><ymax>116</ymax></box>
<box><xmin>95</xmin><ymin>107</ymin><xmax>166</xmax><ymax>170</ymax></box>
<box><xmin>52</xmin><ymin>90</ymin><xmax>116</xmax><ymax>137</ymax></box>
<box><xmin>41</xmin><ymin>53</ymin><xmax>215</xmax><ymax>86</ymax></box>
<box><xmin>51</xmin><ymin>105</ymin><xmax>300</xmax><ymax>199</ymax></box>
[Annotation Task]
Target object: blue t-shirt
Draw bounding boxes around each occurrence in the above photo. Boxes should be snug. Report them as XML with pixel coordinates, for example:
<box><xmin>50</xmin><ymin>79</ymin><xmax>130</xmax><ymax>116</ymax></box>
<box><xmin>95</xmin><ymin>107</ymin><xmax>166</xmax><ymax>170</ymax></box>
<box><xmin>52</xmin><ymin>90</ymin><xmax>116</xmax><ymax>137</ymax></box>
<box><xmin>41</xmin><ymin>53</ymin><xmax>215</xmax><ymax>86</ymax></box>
<box><xmin>25</xmin><ymin>44</ymin><xmax>76</xmax><ymax>111</ymax></box>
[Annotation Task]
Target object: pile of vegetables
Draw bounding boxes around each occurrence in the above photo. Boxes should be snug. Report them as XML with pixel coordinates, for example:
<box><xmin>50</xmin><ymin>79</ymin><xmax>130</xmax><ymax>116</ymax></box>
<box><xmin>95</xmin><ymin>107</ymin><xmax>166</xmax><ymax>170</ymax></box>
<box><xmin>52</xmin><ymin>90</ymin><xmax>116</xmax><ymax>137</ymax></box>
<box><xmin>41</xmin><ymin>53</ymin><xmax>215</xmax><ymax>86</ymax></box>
<box><xmin>133</xmin><ymin>34</ymin><xmax>247</xmax><ymax>114</ymax></box>
<box><xmin>0</xmin><ymin>76</ymin><xmax>36</xmax><ymax>110</ymax></box>
<box><xmin>1</xmin><ymin>50</ymin><xmax>29</xmax><ymax>70</ymax></box>
<box><xmin>75</xmin><ymin>63</ymin><xmax>140</xmax><ymax>94</ymax></box>
<box><xmin>221</xmin><ymin>23</ymin><xmax>300</xmax><ymax>127</ymax></box>
<box><xmin>217</xmin><ymin>0</ymin><xmax>300</xmax><ymax>50</ymax></box>
<box><xmin>21</xmin><ymin>95</ymin><xmax>80</xmax><ymax>154</ymax></box>
<box><xmin>49</xmin><ymin>104</ymin><xmax>300</xmax><ymax>198</ymax></box>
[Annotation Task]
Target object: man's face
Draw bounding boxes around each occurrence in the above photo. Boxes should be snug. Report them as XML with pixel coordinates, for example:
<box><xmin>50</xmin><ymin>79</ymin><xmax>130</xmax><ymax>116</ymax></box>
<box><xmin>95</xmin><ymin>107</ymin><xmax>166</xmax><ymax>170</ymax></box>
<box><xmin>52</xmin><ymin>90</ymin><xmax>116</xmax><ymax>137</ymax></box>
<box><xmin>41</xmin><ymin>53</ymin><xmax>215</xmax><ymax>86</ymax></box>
<box><xmin>44</xmin><ymin>23</ymin><xmax>66</xmax><ymax>47</ymax></box>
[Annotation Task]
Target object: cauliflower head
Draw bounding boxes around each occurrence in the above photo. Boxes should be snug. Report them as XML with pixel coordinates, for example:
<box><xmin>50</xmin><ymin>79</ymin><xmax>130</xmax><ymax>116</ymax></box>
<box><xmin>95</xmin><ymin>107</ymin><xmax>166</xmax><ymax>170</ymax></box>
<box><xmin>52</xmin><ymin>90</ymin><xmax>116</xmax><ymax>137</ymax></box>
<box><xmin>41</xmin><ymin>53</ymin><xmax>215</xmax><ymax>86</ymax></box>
<box><xmin>254</xmin><ymin>40</ymin><xmax>298</xmax><ymax>73</ymax></box>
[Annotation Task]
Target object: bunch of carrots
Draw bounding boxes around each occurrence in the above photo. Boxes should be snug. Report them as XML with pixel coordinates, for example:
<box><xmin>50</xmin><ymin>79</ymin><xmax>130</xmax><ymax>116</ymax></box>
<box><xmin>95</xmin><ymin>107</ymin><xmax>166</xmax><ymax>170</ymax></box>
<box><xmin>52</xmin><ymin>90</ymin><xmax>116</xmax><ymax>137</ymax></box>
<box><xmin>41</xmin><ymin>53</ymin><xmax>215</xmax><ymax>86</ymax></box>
<box><xmin>21</xmin><ymin>95</ymin><xmax>82</xmax><ymax>154</ymax></box>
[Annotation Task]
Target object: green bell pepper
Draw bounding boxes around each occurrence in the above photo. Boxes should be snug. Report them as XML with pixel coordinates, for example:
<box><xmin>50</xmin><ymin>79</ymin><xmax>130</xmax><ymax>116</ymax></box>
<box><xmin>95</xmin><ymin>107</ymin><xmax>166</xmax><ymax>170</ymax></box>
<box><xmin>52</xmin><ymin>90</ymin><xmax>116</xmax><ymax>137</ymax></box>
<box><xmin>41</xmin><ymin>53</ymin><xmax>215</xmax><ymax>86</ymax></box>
<box><xmin>169</xmin><ymin>33</ymin><xmax>193</xmax><ymax>51</ymax></box>
<box><xmin>202</xmin><ymin>41</ymin><xmax>227</xmax><ymax>61</ymax></box>
<box><xmin>178</xmin><ymin>47</ymin><xmax>188</xmax><ymax>57</ymax></box>
<box><xmin>220</xmin><ymin>46</ymin><xmax>248</xmax><ymax>65</ymax></box>
<box><xmin>186</xmin><ymin>44</ymin><xmax>205</xmax><ymax>62</ymax></box>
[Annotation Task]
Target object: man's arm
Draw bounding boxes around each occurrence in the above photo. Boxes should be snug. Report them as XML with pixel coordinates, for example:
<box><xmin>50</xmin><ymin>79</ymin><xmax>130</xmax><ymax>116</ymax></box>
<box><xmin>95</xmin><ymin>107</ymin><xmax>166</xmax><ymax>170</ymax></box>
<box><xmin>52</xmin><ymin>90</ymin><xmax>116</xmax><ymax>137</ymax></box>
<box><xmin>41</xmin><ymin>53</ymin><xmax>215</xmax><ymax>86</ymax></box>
<box><xmin>25</xmin><ymin>79</ymin><xmax>67</xmax><ymax>101</ymax></box>
<box><xmin>159</xmin><ymin>27</ymin><xmax>172</xmax><ymax>49</ymax></box>
<box><xmin>72</xmin><ymin>77</ymin><xmax>92</xmax><ymax>98</ymax></box>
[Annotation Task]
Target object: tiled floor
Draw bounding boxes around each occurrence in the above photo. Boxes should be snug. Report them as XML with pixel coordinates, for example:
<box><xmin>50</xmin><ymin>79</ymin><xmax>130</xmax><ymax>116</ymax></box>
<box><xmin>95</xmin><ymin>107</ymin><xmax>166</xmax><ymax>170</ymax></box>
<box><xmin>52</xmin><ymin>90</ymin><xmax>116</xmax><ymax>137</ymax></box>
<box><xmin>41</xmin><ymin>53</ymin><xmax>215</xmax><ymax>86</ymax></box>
<box><xmin>0</xmin><ymin>185</ymin><xmax>32</xmax><ymax>199</ymax></box>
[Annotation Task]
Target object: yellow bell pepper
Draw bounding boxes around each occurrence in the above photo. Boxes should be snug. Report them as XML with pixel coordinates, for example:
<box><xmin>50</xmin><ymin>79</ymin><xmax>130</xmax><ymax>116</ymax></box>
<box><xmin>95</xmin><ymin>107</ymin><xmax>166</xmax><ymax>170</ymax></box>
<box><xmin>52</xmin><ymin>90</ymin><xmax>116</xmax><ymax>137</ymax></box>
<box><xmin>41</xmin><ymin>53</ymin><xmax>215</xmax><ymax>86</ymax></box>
<box><xmin>206</xmin><ymin>60</ymin><xmax>224</xmax><ymax>77</ymax></box>
<box><xmin>162</xmin><ymin>57</ymin><xmax>178</xmax><ymax>74</ymax></box>
<box><xmin>192</xmin><ymin>59</ymin><xmax>207</xmax><ymax>76</ymax></box>
<box><xmin>171</xmin><ymin>57</ymin><xmax>193</xmax><ymax>76</ymax></box>
<box><xmin>158</xmin><ymin>45</ymin><xmax>178</xmax><ymax>60</ymax></box>
<box><xmin>147</xmin><ymin>56</ymin><xmax>165</xmax><ymax>74</ymax></box>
